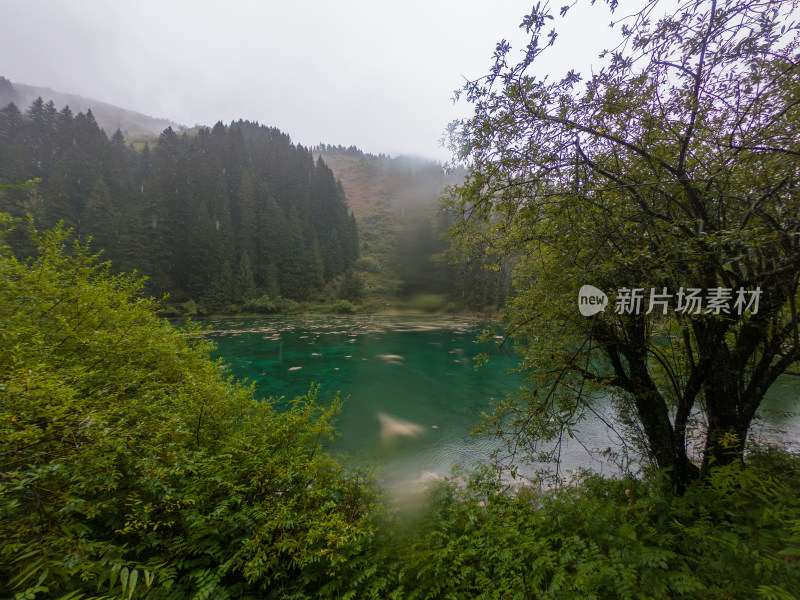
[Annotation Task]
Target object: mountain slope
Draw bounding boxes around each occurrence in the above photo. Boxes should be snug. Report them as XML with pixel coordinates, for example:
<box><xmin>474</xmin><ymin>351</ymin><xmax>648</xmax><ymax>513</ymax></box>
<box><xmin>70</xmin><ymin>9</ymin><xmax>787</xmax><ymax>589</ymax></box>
<box><xmin>0</xmin><ymin>76</ymin><xmax>181</xmax><ymax>137</ymax></box>
<box><xmin>313</xmin><ymin>147</ymin><xmax>505</xmax><ymax>307</ymax></box>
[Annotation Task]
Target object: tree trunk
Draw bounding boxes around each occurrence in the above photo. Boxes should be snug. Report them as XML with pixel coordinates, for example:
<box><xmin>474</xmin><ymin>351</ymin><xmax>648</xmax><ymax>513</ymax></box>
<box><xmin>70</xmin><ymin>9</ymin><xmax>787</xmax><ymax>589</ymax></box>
<box><xmin>618</xmin><ymin>331</ymin><xmax>701</xmax><ymax>492</ymax></box>
<box><xmin>700</xmin><ymin>419</ymin><xmax>748</xmax><ymax>475</ymax></box>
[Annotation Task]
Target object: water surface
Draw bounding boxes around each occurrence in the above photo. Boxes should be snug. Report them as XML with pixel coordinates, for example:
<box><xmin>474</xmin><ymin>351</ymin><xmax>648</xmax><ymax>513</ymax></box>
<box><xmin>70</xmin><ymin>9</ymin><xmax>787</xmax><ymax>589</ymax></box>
<box><xmin>205</xmin><ymin>315</ymin><xmax>521</xmax><ymax>486</ymax></box>
<box><xmin>203</xmin><ymin>315</ymin><xmax>800</xmax><ymax>486</ymax></box>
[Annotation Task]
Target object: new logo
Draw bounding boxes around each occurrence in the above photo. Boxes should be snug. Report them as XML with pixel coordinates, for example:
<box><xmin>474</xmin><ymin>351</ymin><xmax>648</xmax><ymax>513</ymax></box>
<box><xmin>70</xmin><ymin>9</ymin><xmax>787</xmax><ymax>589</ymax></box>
<box><xmin>578</xmin><ymin>285</ymin><xmax>608</xmax><ymax>316</ymax></box>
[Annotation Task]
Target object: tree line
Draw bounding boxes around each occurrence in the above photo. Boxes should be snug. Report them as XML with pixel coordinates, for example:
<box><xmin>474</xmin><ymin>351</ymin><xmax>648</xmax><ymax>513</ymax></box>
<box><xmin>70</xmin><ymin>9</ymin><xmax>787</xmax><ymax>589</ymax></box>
<box><xmin>0</xmin><ymin>98</ymin><xmax>359</xmax><ymax>309</ymax></box>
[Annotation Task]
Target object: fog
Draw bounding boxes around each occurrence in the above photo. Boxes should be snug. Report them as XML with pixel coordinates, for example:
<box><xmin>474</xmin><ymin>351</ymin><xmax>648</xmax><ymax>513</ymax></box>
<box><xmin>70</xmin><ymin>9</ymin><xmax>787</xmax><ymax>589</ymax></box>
<box><xmin>1</xmin><ymin>0</ymin><xmax>619</xmax><ymax>160</ymax></box>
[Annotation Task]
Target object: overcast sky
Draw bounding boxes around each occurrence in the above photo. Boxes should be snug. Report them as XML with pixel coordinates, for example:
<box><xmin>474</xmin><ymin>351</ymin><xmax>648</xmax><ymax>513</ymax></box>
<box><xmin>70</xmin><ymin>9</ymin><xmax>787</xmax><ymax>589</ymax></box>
<box><xmin>0</xmin><ymin>0</ymin><xmax>620</xmax><ymax>161</ymax></box>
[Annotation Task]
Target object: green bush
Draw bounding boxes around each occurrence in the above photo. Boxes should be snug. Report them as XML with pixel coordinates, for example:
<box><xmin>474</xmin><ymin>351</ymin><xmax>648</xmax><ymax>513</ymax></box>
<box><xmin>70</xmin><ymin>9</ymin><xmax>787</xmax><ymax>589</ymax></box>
<box><xmin>0</xmin><ymin>216</ymin><xmax>379</xmax><ymax>598</ymax></box>
<box><xmin>243</xmin><ymin>293</ymin><xmax>278</xmax><ymax>314</ymax></box>
<box><xmin>339</xmin><ymin>270</ymin><xmax>365</xmax><ymax>303</ymax></box>
<box><xmin>178</xmin><ymin>299</ymin><xmax>208</xmax><ymax>317</ymax></box>
<box><xmin>366</xmin><ymin>459</ymin><xmax>800</xmax><ymax>599</ymax></box>
<box><xmin>330</xmin><ymin>299</ymin><xmax>357</xmax><ymax>314</ymax></box>
<box><xmin>274</xmin><ymin>296</ymin><xmax>301</xmax><ymax>314</ymax></box>
<box><xmin>355</xmin><ymin>256</ymin><xmax>381</xmax><ymax>273</ymax></box>
<box><xmin>158</xmin><ymin>304</ymin><xmax>182</xmax><ymax>318</ymax></box>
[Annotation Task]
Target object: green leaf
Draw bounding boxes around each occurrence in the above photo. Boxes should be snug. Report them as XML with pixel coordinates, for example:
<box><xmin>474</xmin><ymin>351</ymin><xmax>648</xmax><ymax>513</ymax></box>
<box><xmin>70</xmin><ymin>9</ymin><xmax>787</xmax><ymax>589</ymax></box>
<box><xmin>120</xmin><ymin>567</ymin><xmax>129</xmax><ymax>595</ymax></box>
<box><xmin>127</xmin><ymin>569</ymin><xmax>138</xmax><ymax>599</ymax></box>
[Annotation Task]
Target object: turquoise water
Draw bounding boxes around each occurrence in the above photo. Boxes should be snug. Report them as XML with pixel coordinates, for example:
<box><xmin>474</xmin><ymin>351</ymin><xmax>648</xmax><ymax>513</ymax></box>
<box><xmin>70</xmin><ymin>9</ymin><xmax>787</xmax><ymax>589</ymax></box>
<box><xmin>203</xmin><ymin>315</ymin><xmax>523</xmax><ymax>486</ymax></box>
<box><xmin>203</xmin><ymin>315</ymin><xmax>800</xmax><ymax>486</ymax></box>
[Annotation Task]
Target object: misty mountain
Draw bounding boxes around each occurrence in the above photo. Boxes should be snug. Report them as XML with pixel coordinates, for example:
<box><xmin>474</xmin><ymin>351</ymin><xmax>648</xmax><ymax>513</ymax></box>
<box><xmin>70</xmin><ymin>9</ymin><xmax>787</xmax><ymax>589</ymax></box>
<box><xmin>0</xmin><ymin>75</ymin><xmax>504</xmax><ymax>311</ymax></box>
<box><xmin>0</xmin><ymin>76</ymin><xmax>181</xmax><ymax>138</ymax></box>
<box><xmin>316</xmin><ymin>145</ymin><xmax>462</xmax><ymax>211</ymax></box>
<box><xmin>315</xmin><ymin>147</ymin><xmax>457</xmax><ymax>293</ymax></box>
<box><xmin>315</xmin><ymin>146</ymin><xmax>507</xmax><ymax>309</ymax></box>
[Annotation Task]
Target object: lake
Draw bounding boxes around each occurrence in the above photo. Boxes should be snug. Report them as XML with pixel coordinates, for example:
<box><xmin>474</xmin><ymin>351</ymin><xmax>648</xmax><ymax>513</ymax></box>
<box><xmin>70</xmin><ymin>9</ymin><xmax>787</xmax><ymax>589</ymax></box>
<box><xmin>203</xmin><ymin>315</ymin><xmax>800</xmax><ymax>488</ymax></box>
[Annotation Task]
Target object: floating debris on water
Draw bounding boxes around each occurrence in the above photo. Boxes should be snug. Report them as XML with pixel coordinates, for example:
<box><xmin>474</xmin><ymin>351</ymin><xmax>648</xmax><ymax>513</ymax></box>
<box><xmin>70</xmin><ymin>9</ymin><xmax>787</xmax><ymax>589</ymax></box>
<box><xmin>377</xmin><ymin>354</ymin><xmax>404</xmax><ymax>364</ymax></box>
<box><xmin>377</xmin><ymin>412</ymin><xmax>424</xmax><ymax>441</ymax></box>
<box><xmin>288</xmin><ymin>366</ymin><xmax>303</xmax><ymax>371</ymax></box>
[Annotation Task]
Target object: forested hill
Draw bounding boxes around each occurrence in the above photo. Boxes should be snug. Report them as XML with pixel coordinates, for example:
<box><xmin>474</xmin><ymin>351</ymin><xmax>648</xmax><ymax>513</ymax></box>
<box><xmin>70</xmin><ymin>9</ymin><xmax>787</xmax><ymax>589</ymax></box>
<box><xmin>0</xmin><ymin>98</ymin><xmax>359</xmax><ymax>309</ymax></box>
<box><xmin>315</xmin><ymin>146</ymin><xmax>510</xmax><ymax>311</ymax></box>
<box><xmin>0</xmin><ymin>76</ymin><xmax>181</xmax><ymax>138</ymax></box>
<box><xmin>314</xmin><ymin>144</ymin><xmax>455</xmax><ymax>211</ymax></box>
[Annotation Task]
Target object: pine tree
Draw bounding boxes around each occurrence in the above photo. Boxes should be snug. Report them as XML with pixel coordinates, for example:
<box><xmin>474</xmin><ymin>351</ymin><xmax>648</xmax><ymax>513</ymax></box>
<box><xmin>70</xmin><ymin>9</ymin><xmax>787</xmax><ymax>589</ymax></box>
<box><xmin>0</xmin><ymin>110</ymin><xmax>360</xmax><ymax>308</ymax></box>
<box><xmin>0</xmin><ymin>76</ymin><xmax>18</xmax><ymax>106</ymax></box>
<box><xmin>82</xmin><ymin>175</ymin><xmax>117</xmax><ymax>256</ymax></box>
<box><xmin>234</xmin><ymin>252</ymin><xmax>257</xmax><ymax>303</ymax></box>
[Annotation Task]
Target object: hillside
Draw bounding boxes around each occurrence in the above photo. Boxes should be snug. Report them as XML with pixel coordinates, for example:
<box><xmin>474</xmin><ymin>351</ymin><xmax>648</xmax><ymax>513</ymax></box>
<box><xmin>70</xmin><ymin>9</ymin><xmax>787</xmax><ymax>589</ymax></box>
<box><xmin>0</xmin><ymin>76</ymin><xmax>181</xmax><ymax>138</ymax></box>
<box><xmin>316</xmin><ymin>150</ymin><xmax>459</xmax><ymax>212</ymax></box>
<box><xmin>0</xmin><ymin>100</ymin><xmax>359</xmax><ymax>310</ymax></box>
<box><xmin>315</xmin><ymin>147</ymin><xmax>507</xmax><ymax>309</ymax></box>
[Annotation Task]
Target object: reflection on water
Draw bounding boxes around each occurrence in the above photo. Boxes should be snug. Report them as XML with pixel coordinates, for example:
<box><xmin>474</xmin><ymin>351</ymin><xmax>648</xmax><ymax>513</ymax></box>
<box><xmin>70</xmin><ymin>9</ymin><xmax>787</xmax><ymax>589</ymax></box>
<box><xmin>377</xmin><ymin>412</ymin><xmax>424</xmax><ymax>441</ymax></box>
<box><xmin>204</xmin><ymin>315</ymin><xmax>800</xmax><ymax>489</ymax></box>
<box><xmin>752</xmin><ymin>375</ymin><xmax>800</xmax><ymax>452</ymax></box>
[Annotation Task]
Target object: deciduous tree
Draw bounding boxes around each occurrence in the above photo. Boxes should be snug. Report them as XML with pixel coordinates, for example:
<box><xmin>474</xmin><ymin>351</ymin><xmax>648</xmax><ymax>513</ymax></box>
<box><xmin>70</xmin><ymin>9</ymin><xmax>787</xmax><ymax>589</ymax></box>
<box><xmin>445</xmin><ymin>0</ymin><xmax>800</xmax><ymax>490</ymax></box>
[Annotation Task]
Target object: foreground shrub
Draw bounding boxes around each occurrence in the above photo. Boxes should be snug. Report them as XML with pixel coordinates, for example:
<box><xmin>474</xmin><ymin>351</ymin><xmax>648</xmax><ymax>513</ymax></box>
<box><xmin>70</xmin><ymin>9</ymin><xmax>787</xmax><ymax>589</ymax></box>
<box><xmin>0</xmin><ymin>216</ymin><xmax>378</xmax><ymax>598</ymax></box>
<box><xmin>371</xmin><ymin>458</ymin><xmax>800</xmax><ymax>599</ymax></box>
